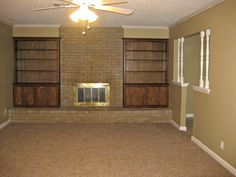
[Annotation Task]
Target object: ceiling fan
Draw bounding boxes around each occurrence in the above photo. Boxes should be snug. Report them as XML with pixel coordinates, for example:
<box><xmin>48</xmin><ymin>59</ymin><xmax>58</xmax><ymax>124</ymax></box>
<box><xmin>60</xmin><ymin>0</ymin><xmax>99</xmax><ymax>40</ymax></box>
<box><xmin>33</xmin><ymin>0</ymin><xmax>133</xmax><ymax>34</ymax></box>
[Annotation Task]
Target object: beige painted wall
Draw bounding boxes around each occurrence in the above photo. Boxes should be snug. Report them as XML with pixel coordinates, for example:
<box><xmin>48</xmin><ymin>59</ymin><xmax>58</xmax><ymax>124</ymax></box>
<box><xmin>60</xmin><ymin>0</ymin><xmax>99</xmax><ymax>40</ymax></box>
<box><xmin>13</xmin><ymin>26</ymin><xmax>60</xmax><ymax>37</ymax></box>
<box><xmin>170</xmin><ymin>84</ymin><xmax>187</xmax><ymax>127</ymax></box>
<box><xmin>170</xmin><ymin>0</ymin><xmax>236</xmax><ymax>168</ymax></box>
<box><xmin>184</xmin><ymin>35</ymin><xmax>200</xmax><ymax>114</ymax></box>
<box><xmin>0</xmin><ymin>22</ymin><xmax>13</xmax><ymax>124</ymax></box>
<box><xmin>123</xmin><ymin>27</ymin><xmax>169</xmax><ymax>39</ymax></box>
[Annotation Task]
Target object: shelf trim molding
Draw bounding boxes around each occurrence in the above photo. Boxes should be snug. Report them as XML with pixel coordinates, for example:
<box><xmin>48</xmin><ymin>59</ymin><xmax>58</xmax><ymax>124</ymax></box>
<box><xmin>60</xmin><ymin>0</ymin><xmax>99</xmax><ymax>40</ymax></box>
<box><xmin>193</xmin><ymin>86</ymin><xmax>211</xmax><ymax>94</ymax></box>
<box><xmin>126</xmin><ymin>59</ymin><xmax>167</xmax><ymax>61</ymax></box>
<box><xmin>126</xmin><ymin>71</ymin><xmax>166</xmax><ymax>72</ymax></box>
<box><xmin>16</xmin><ymin>58</ymin><xmax>57</xmax><ymax>60</ymax></box>
<box><xmin>172</xmin><ymin>81</ymin><xmax>189</xmax><ymax>88</ymax></box>
<box><xmin>126</xmin><ymin>49</ymin><xmax>167</xmax><ymax>52</ymax></box>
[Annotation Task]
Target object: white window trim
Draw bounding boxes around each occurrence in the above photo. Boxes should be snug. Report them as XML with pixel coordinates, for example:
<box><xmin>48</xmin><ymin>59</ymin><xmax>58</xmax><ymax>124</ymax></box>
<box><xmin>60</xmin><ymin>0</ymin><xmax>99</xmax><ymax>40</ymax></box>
<box><xmin>193</xmin><ymin>86</ymin><xmax>211</xmax><ymax>94</ymax></box>
<box><xmin>193</xmin><ymin>29</ymin><xmax>211</xmax><ymax>95</ymax></box>
<box><xmin>174</xmin><ymin>29</ymin><xmax>211</xmax><ymax>94</ymax></box>
<box><xmin>172</xmin><ymin>81</ymin><xmax>189</xmax><ymax>88</ymax></box>
<box><xmin>173</xmin><ymin>37</ymin><xmax>189</xmax><ymax>87</ymax></box>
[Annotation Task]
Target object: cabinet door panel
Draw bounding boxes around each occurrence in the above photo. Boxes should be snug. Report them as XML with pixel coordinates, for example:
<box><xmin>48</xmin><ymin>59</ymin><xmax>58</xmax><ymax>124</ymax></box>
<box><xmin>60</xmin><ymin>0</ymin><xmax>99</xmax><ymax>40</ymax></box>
<box><xmin>35</xmin><ymin>86</ymin><xmax>58</xmax><ymax>106</ymax></box>
<box><xmin>158</xmin><ymin>87</ymin><xmax>168</xmax><ymax>106</ymax></box>
<box><xmin>124</xmin><ymin>86</ymin><xmax>146</xmax><ymax>106</ymax></box>
<box><xmin>14</xmin><ymin>87</ymin><xmax>23</xmax><ymax>106</ymax></box>
<box><xmin>14</xmin><ymin>86</ymin><xmax>34</xmax><ymax>106</ymax></box>
<box><xmin>22</xmin><ymin>87</ymin><xmax>34</xmax><ymax>106</ymax></box>
<box><xmin>147</xmin><ymin>86</ymin><xmax>168</xmax><ymax>106</ymax></box>
<box><xmin>147</xmin><ymin>87</ymin><xmax>160</xmax><ymax>105</ymax></box>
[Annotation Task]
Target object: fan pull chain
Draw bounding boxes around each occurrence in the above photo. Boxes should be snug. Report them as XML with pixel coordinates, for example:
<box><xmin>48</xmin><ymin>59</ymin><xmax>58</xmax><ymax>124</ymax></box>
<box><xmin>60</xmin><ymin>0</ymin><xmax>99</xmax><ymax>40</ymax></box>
<box><xmin>82</xmin><ymin>21</ymin><xmax>86</xmax><ymax>35</ymax></box>
<box><xmin>87</xmin><ymin>21</ymin><xmax>91</xmax><ymax>29</ymax></box>
<box><xmin>82</xmin><ymin>21</ymin><xmax>91</xmax><ymax>35</ymax></box>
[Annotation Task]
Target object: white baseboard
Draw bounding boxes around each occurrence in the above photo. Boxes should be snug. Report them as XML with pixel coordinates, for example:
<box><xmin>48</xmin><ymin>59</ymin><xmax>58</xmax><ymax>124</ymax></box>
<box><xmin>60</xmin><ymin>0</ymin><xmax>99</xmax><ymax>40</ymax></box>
<box><xmin>179</xmin><ymin>126</ymin><xmax>187</xmax><ymax>131</ymax></box>
<box><xmin>191</xmin><ymin>136</ymin><xmax>236</xmax><ymax>176</ymax></box>
<box><xmin>0</xmin><ymin>119</ymin><xmax>11</xmax><ymax>130</ymax></box>
<box><xmin>170</xmin><ymin>120</ymin><xmax>187</xmax><ymax>132</ymax></box>
<box><xmin>186</xmin><ymin>114</ymin><xmax>194</xmax><ymax>118</ymax></box>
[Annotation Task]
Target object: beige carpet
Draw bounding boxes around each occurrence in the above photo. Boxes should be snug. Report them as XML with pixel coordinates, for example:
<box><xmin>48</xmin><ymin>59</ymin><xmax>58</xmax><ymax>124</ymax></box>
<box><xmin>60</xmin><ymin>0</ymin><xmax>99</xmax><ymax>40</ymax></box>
<box><xmin>0</xmin><ymin>123</ymin><xmax>234</xmax><ymax>177</ymax></box>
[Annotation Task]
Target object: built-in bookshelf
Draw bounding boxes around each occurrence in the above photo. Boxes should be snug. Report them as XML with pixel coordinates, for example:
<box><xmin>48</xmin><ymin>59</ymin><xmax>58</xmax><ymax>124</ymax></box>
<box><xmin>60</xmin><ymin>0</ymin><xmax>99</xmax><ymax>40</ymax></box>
<box><xmin>123</xmin><ymin>39</ymin><xmax>169</xmax><ymax>108</ymax></box>
<box><xmin>13</xmin><ymin>38</ymin><xmax>60</xmax><ymax>107</ymax></box>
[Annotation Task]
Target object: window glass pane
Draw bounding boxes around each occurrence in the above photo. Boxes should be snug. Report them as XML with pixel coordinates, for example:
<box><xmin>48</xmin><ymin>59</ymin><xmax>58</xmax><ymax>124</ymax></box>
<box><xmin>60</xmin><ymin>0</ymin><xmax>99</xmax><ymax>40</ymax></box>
<box><xmin>78</xmin><ymin>88</ymin><xmax>84</xmax><ymax>102</ymax></box>
<box><xmin>99</xmin><ymin>88</ymin><xmax>106</xmax><ymax>102</ymax></box>
<box><xmin>92</xmin><ymin>88</ymin><xmax>99</xmax><ymax>102</ymax></box>
<box><xmin>85</xmin><ymin>88</ymin><xmax>92</xmax><ymax>102</ymax></box>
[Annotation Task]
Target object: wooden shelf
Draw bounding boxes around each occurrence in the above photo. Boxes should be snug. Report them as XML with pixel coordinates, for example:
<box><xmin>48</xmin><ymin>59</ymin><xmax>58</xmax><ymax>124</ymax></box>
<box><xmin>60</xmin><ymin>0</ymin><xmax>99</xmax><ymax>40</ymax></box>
<box><xmin>125</xmin><ymin>59</ymin><xmax>167</xmax><ymax>62</ymax></box>
<box><xmin>13</xmin><ymin>82</ymin><xmax>60</xmax><ymax>85</ymax></box>
<box><xmin>126</xmin><ymin>71</ymin><xmax>166</xmax><ymax>73</ymax></box>
<box><xmin>16</xmin><ymin>70</ymin><xmax>57</xmax><ymax>72</ymax></box>
<box><xmin>123</xmin><ymin>38</ymin><xmax>169</xmax><ymax>108</ymax></box>
<box><xmin>126</xmin><ymin>50</ymin><xmax>167</xmax><ymax>52</ymax></box>
<box><xmin>13</xmin><ymin>37</ymin><xmax>60</xmax><ymax>108</ymax></box>
<box><xmin>16</xmin><ymin>58</ymin><xmax>57</xmax><ymax>61</ymax></box>
<box><xmin>16</xmin><ymin>49</ymin><xmax>58</xmax><ymax>51</ymax></box>
<box><xmin>124</xmin><ymin>83</ymin><xmax>169</xmax><ymax>86</ymax></box>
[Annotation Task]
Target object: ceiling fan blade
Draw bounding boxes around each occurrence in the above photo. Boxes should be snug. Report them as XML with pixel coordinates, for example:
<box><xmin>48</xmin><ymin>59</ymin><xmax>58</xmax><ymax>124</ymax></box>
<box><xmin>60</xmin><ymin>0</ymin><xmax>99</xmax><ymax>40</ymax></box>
<box><xmin>57</xmin><ymin>0</ymin><xmax>76</xmax><ymax>5</ymax></box>
<box><xmin>33</xmin><ymin>5</ymin><xmax>78</xmax><ymax>11</ymax></box>
<box><xmin>101</xmin><ymin>1</ymin><xmax>128</xmax><ymax>5</ymax></box>
<box><xmin>93</xmin><ymin>5</ymin><xmax>133</xmax><ymax>15</ymax></box>
<box><xmin>33</xmin><ymin>7</ymin><xmax>65</xmax><ymax>11</ymax></box>
<box><xmin>54</xmin><ymin>3</ymin><xmax>70</xmax><ymax>6</ymax></box>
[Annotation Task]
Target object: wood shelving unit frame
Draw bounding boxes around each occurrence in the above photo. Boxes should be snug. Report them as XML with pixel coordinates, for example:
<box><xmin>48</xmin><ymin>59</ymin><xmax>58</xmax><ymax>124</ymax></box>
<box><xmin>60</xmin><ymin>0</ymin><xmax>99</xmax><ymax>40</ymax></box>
<box><xmin>13</xmin><ymin>37</ymin><xmax>60</xmax><ymax>108</ymax></box>
<box><xmin>123</xmin><ymin>38</ymin><xmax>169</xmax><ymax>108</ymax></box>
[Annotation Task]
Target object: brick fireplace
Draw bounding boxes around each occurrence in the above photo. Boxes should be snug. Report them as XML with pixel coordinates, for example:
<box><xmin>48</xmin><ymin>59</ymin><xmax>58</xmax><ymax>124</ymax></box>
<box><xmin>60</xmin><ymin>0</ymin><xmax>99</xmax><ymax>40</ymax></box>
<box><xmin>60</xmin><ymin>27</ymin><xmax>123</xmax><ymax>107</ymax></box>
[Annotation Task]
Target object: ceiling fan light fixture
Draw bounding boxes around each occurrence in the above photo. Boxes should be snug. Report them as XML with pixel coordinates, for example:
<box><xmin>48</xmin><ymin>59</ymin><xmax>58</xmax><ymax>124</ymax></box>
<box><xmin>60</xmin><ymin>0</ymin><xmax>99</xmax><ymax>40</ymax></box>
<box><xmin>34</xmin><ymin>0</ymin><xmax>133</xmax><ymax>35</ymax></box>
<box><xmin>72</xmin><ymin>0</ymin><xmax>80</xmax><ymax>4</ymax></box>
<box><xmin>69</xmin><ymin>4</ymin><xmax>98</xmax><ymax>23</ymax></box>
<box><xmin>87</xmin><ymin>10</ymin><xmax>98</xmax><ymax>23</ymax></box>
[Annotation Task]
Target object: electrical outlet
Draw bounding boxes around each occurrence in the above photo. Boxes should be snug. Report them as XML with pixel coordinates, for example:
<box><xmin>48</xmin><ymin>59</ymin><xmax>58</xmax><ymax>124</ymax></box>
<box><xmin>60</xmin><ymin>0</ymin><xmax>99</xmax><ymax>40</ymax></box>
<box><xmin>219</xmin><ymin>141</ymin><xmax>224</xmax><ymax>150</ymax></box>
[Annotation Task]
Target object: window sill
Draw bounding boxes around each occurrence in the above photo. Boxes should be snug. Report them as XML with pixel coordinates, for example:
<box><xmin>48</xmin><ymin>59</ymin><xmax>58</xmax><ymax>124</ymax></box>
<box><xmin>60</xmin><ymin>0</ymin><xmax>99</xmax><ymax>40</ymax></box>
<box><xmin>172</xmin><ymin>81</ymin><xmax>189</xmax><ymax>87</ymax></box>
<box><xmin>193</xmin><ymin>86</ymin><xmax>211</xmax><ymax>94</ymax></box>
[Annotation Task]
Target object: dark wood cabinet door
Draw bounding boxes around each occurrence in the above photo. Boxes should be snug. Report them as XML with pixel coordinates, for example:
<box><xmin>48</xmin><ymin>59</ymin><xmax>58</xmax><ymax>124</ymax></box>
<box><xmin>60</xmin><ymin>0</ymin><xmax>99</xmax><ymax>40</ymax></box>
<box><xmin>147</xmin><ymin>87</ymin><xmax>160</xmax><ymax>106</ymax></box>
<box><xmin>124</xmin><ymin>86</ymin><xmax>146</xmax><ymax>107</ymax></box>
<box><xmin>123</xmin><ymin>84</ymin><xmax>169</xmax><ymax>108</ymax></box>
<box><xmin>158</xmin><ymin>86</ymin><xmax>168</xmax><ymax>106</ymax></box>
<box><xmin>13</xmin><ymin>84</ymin><xmax>59</xmax><ymax>108</ymax></box>
<box><xmin>35</xmin><ymin>86</ymin><xmax>58</xmax><ymax>106</ymax></box>
<box><xmin>14</xmin><ymin>86</ymin><xmax>34</xmax><ymax>106</ymax></box>
<box><xmin>147</xmin><ymin>86</ymin><xmax>168</xmax><ymax>106</ymax></box>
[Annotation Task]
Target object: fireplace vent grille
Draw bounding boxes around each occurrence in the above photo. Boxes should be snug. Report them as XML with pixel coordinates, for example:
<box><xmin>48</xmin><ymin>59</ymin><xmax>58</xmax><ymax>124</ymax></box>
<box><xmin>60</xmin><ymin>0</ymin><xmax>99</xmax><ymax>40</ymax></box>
<box><xmin>73</xmin><ymin>83</ymin><xmax>110</xmax><ymax>106</ymax></box>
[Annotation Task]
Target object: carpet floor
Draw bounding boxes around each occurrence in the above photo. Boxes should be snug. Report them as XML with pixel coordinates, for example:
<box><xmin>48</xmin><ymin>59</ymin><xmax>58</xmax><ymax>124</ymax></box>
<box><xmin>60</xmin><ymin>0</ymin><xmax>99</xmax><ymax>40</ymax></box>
<box><xmin>0</xmin><ymin>123</ymin><xmax>234</xmax><ymax>177</ymax></box>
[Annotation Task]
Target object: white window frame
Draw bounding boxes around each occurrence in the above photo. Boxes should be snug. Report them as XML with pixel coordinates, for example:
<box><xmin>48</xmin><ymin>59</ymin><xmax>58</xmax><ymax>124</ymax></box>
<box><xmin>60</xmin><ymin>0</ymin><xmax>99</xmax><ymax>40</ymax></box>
<box><xmin>173</xmin><ymin>29</ymin><xmax>211</xmax><ymax>94</ymax></box>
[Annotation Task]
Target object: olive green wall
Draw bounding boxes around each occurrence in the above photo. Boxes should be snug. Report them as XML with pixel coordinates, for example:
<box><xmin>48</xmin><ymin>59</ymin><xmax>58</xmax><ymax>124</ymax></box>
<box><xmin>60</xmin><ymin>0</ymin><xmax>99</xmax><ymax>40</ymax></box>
<box><xmin>123</xmin><ymin>27</ymin><xmax>169</xmax><ymax>39</ymax></box>
<box><xmin>170</xmin><ymin>84</ymin><xmax>187</xmax><ymax>127</ymax></box>
<box><xmin>0</xmin><ymin>22</ymin><xmax>13</xmax><ymax>124</ymax></box>
<box><xmin>170</xmin><ymin>0</ymin><xmax>236</xmax><ymax>168</ymax></box>
<box><xmin>184</xmin><ymin>35</ymin><xmax>200</xmax><ymax>115</ymax></box>
<box><xmin>13</xmin><ymin>25</ymin><xmax>60</xmax><ymax>37</ymax></box>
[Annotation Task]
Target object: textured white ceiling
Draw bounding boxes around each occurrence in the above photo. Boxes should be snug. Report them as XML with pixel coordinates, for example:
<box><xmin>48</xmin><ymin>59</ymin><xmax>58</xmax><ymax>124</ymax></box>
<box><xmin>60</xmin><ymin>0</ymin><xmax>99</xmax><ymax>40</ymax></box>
<box><xmin>0</xmin><ymin>0</ymin><xmax>222</xmax><ymax>27</ymax></box>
